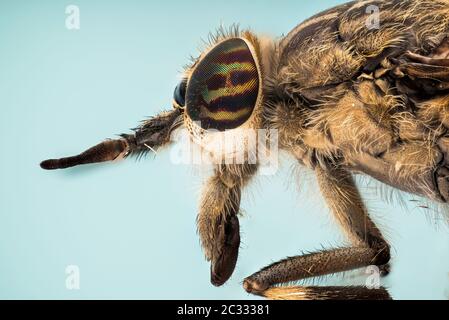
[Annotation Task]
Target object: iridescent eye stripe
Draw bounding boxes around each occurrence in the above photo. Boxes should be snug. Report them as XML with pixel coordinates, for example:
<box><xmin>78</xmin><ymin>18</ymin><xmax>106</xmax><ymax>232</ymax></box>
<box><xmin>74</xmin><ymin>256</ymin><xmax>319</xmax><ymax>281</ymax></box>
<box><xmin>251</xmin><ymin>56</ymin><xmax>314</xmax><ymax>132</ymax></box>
<box><xmin>199</xmin><ymin>106</ymin><xmax>253</xmax><ymax>122</ymax></box>
<box><xmin>186</xmin><ymin>38</ymin><xmax>260</xmax><ymax>131</ymax></box>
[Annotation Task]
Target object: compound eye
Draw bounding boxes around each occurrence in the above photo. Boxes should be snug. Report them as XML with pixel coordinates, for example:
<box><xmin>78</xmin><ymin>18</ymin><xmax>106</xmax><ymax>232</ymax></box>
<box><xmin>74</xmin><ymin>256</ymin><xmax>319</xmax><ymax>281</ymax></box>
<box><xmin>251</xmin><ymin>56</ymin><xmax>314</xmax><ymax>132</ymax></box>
<box><xmin>185</xmin><ymin>38</ymin><xmax>260</xmax><ymax>131</ymax></box>
<box><xmin>173</xmin><ymin>78</ymin><xmax>187</xmax><ymax>108</ymax></box>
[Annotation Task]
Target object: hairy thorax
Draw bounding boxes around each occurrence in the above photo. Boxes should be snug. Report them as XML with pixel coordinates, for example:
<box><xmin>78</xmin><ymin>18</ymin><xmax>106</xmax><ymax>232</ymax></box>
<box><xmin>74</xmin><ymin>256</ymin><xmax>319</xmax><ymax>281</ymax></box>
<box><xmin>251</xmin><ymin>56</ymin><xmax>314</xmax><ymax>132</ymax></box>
<box><xmin>264</xmin><ymin>1</ymin><xmax>449</xmax><ymax>201</ymax></box>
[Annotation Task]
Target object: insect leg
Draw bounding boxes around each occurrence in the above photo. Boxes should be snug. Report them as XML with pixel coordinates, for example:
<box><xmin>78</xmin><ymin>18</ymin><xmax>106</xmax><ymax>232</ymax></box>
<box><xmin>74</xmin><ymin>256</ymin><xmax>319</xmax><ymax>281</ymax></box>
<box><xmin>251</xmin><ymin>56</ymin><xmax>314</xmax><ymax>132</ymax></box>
<box><xmin>243</xmin><ymin>166</ymin><xmax>391</xmax><ymax>300</ymax></box>
<box><xmin>197</xmin><ymin>164</ymin><xmax>258</xmax><ymax>287</ymax></box>
<box><xmin>397</xmin><ymin>63</ymin><xmax>449</xmax><ymax>82</ymax></box>
<box><xmin>393</xmin><ymin>37</ymin><xmax>449</xmax><ymax>92</ymax></box>
<box><xmin>404</xmin><ymin>52</ymin><xmax>449</xmax><ymax>67</ymax></box>
<box><xmin>40</xmin><ymin>109</ymin><xmax>182</xmax><ymax>170</ymax></box>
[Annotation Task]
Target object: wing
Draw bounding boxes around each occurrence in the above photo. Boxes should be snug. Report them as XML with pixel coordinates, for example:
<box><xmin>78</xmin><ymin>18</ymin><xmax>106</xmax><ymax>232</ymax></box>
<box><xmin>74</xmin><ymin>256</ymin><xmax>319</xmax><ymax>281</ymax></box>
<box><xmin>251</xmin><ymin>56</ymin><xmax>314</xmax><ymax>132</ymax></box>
<box><xmin>273</xmin><ymin>0</ymin><xmax>449</xmax><ymax>206</ymax></box>
<box><xmin>277</xmin><ymin>0</ymin><xmax>449</xmax><ymax>103</ymax></box>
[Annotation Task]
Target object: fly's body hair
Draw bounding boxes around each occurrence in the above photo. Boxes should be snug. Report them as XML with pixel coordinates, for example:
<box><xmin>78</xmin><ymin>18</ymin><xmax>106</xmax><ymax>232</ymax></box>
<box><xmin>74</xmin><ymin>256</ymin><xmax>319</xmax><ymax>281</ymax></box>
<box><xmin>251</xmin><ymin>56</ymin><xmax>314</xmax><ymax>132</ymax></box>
<box><xmin>41</xmin><ymin>0</ymin><xmax>449</xmax><ymax>299</ymax></box>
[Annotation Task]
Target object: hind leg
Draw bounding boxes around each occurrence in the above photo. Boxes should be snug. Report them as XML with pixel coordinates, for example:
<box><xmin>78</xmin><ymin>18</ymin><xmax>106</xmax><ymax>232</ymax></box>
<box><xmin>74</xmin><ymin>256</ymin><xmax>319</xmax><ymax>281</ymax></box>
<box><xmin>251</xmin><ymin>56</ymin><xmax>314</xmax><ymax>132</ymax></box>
<box><xmin>243</xmin><ymin>167</ymin><xmax>392</xmax><ymax>300</ymax></box>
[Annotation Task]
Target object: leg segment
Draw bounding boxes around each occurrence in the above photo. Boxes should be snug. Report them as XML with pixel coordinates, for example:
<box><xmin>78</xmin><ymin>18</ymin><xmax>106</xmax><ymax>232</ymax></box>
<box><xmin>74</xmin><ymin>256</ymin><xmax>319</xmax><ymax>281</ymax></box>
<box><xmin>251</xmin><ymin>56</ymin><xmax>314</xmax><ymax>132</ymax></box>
<box><xmin>397</xmin><ymin>61</ymin><xmax>449</xmax><ymax>82</ymax></box>
<box><xmin>261</xmin><ymin>285</ymin><xmax>391</xmax><ymax>300</ymax></box>
<box><xmin>40</xmin><ymin>109</ymin><xmax>182</xmax><ymax>170</ymax></box>
<box><xmin>197</xmin><ymin>164</ymin><xmax>258</xmax><ymax>286</ymax></box>
<box><xmin>393</xmin><ymin>37</ymin><xmax>449</xmax><ymax>94</ymax></box>
<box><xmin>243</xmin><ymin>166</ymin><xmax>391</xmax><ymax>300</ymax></box>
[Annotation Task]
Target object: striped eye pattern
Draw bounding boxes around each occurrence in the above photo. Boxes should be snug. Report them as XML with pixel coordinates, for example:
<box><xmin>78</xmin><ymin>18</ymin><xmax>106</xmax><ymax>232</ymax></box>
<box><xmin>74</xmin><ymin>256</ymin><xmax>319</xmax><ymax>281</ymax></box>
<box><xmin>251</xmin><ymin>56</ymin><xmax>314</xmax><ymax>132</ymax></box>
<box><xmin>186</xmin><ymin>38</ymin><xmax>260</xmax><ymax>131</ymax></box>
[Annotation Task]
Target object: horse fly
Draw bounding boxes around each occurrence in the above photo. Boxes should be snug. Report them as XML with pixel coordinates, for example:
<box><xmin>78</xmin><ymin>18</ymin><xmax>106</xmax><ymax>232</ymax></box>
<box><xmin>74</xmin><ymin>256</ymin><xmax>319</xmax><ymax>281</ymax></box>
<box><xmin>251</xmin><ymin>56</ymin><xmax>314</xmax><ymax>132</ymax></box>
<box><xmin>41</xmin><ymin>0</ymin><xmax>449</xmax><ymax>300</ymax></box>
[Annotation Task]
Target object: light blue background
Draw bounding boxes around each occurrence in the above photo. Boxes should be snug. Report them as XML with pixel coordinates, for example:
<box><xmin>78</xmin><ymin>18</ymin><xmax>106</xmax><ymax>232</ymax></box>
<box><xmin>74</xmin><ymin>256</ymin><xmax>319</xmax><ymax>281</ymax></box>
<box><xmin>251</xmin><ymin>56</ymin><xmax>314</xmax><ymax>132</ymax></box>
<box><xmin>0</xmin><ymin>0</ymin><xmax>448</xmax><ymax>300</ymax></box>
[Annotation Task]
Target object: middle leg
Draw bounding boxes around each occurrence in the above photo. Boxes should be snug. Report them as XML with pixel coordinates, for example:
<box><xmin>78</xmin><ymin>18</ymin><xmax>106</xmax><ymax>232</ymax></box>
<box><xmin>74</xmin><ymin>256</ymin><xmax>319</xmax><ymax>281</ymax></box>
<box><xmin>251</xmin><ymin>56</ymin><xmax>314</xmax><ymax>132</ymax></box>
<box><xmin>243</xmin><ymin>166</ymin><xmax>391</xmax><ymax>300</ymax></box>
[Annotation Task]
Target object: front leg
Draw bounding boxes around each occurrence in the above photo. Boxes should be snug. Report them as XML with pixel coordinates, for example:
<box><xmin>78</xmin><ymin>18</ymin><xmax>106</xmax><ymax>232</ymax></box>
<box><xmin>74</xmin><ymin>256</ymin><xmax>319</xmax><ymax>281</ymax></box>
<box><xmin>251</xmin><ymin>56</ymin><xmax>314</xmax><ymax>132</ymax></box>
<box><xmin>197</xmin><ymin>164</ymin><xmax>258</xmax><ymax>286</ymax></box>
<box><xmin>243</xmin><ymin>166</ymin><xmax>391</xmax><ymax>300</ymax></box>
